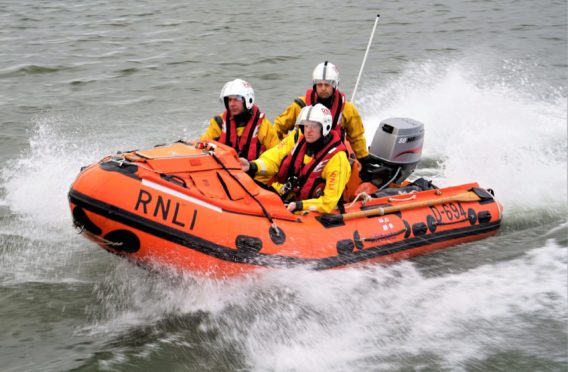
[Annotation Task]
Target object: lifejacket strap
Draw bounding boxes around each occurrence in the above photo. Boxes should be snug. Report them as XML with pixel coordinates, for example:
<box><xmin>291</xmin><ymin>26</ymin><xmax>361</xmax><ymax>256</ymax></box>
<box><xmin>213</xmin><ymin>115</ymin><xmax>223</xmax><ymax>129</ymax></box>
<box><xmin>294</xmin><ymin>98</ymin><xmax>306</xmax><ymax>109</ymax></box>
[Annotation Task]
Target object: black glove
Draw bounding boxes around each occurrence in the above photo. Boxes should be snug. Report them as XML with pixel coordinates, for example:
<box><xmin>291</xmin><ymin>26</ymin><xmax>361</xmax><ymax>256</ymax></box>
<box><xmin>246</xmin><ymin>161</ymin><xmax>258</xmax><ymax>177</ymax></box>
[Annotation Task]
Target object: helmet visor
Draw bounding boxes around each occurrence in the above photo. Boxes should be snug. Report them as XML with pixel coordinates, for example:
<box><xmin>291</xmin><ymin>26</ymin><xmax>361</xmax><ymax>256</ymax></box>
<box><xmin>313</xmin><ymin>79</ymin><xmax>336</xmax><ymax>88</ymax></box>
<box><xmin>301</xmin><ymin>120</ymin><xmax>322</xmax><ymax>131</ymax></box>
<box><xmin>225</xmin><ymin>95</ymin><xmax>244</xmax><ymax>101</ymax></box>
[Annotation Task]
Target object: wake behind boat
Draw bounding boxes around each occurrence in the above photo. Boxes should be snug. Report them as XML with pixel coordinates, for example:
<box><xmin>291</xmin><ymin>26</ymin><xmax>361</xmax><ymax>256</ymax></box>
<box><xmin>68</xmin><ymin>118</ymin><xmax>503</xmax><ymax>277</ymax></box>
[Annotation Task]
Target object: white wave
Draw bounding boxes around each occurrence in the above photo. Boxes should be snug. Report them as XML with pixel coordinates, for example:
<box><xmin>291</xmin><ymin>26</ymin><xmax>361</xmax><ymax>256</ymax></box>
<box><xmin>1</xmin><ymin>115</ymin><xmax>100</xmax><ymax>236</ymax></box>
<box><xmin>0</xmin><ymin>112</ymin><xmax>156</xmax><ymax>284</ymax></box>
<box><xmin>237</xmin><ymin>243</ymin><xmax>567</xmax><ymax>371</ymax></box>
<box><xmin>359</xmin><ymin>60</ymin><xmax>567</xmax><ymax>212</ymax></box>
<box><xmin>0</xmin><ymin>110</ymin><xmax>203</xmax><ymax>284</ymax></box>
<box><xmin>78</xmin><ymin>241</ymin><xmax>567</xmax><ymax>371</ymax></box>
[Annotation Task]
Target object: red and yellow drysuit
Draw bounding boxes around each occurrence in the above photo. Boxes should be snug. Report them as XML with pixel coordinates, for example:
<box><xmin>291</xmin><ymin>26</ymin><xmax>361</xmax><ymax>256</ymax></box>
<box><xmin>273</xmin><ymin>89</ymin><xmax>369</xmax><ymax>160</ymax></box>
<box><xmin>250</xmin><ymin>129</ymin><xmax>351</xmax><ymax>214</ymax></box>
<box><xmin>201</xmin><ymin>105</ymin><xmax>279</xmax><ymax>161</ymax></box>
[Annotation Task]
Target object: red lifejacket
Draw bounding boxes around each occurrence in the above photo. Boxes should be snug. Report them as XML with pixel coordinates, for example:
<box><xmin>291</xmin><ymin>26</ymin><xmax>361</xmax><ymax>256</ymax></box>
<box><xmin>218</xmin><ymin>105</ymin><xmax>265</xmax><ymax>161</ymax></box>
<box><xmin>305</xmin><ymin>88</ymin><xmax>345</xmax><ymax>135</ymax></box>
<box><xmin>275</xmin><ymin>130</ymin><xmax>346</xmax><ymax>200</ymax></box>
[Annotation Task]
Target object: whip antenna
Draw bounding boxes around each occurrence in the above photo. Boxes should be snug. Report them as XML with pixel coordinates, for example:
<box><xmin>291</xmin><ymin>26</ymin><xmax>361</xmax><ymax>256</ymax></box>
<box><xmin>351</xmin><ymin>14</ymin><xmax>380</xmax><ymax>102</ymax></box>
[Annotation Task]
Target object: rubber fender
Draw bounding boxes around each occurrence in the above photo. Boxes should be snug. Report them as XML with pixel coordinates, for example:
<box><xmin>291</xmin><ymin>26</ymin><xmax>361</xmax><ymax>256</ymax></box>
<box><xmin>103</xmin><ymin>230</ymin><xmax>141</xmax><ymax>253</ymax></box>
<box><xmin>235</xmin><ymin>236</ymin><xmax>263</xmax><ymax>254</ymax></box>
<box><xmin>353</xmin><ymin>231</ymin><xmax>364</xmax><ymax>250</ymax></box>
<box><xmin>477</xmin><ymin>211</ymin><xmax>492</xmax><ymax>224</ymax></box>
<box><xmin>403</xmin><ymin>220</ymin><xmax>411</xmax><ymax>238</ymax></box>
<box><xmin>468</xmin><ymin>208</ymin><xmax>477</xmax><ymax>225</ymax></box>
<box><xmin>426</xmin><ymin>215</ymin><xmax>437</xmax><ymax>233</ymax></box>
<box><xmin>72</xmin><ymin>206</ymin><xmax>102</xmax><ymax>236</ymax></box>
<box><xmin>337</xmin><ymin>239</ymin><xmax>355</xmax><ymax>255</ymax></box>
<box><xmin>412</xmin><ymin>222</ymin><xmax>428</xmax><ymax>237</ymax></box>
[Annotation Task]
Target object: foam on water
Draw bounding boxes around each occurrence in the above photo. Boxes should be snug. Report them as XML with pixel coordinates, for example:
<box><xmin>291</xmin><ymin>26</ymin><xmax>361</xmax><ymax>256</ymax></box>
<box><xmin>0</xmin><ymin>111</ymin><xmax>163</xmax><ymax>236</ymax></box>
<box><xmin>82</xmin><ymin>241</ymin><xmax>567</xmax><ymax>371</ymax></box>
<box><xmin>2</xmin><ymin>116</ymin><xmax>86</xmax><ymax>233</ymax></box>
<box><xmin>242</xmin><ymin>243</ymin><xmax>567</xmax><ymax>371</ymax></box>
<box><xmin>359</xmin><ymin>59</ymin><xmax>567</xmax><ymax>212</ymax></box>
<box><xmin>0</xmin><ymin>57</ymin><xmax>566</xmax><ymax>370</ymax></box>
<box><xmin>0</xmin><ymin>112</ymin><xmax>150</xmax><ymax>283</ymax></box>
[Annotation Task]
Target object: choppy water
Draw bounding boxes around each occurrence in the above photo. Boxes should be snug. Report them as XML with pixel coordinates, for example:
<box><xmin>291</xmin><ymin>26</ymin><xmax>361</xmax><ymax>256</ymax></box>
<box><xmin>1</xmin><ymin>0</ymin><xmax>567</xmax><ymax>371</ymax></box>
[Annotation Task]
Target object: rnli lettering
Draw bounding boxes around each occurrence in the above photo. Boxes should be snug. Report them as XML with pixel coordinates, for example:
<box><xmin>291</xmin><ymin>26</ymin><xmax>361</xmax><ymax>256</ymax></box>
<box><xmin>134</xmin><ymin>189</ymin><xmax>198</xmax><ymax>230</ymax></box>
<box><xmin>327</xmin><ymin>170</ymin><xmax>338</xmax><ymax>191</ymax></box>
<box><xmin>429</xmin><ymin>202</ymin><xmax>466</xmax><ymax>222</ymax></box>
<box><xmin>134</xmin><ymin>190</ymin><xmax>152</xmax><ymax>214</ymax></box>
<box><xmin>153</xmin><ymin>195</ymin><xmax>171</xmax><ymax>219</ymax></box>
<box><xmin>172</xmin><ymin>203</ymin><xmax>185</xmax><ymax>227</ymax></box>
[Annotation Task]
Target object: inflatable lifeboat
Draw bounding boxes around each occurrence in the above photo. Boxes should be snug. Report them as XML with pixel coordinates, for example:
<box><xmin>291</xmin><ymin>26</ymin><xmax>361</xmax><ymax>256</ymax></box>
<box><xmin>68</xmin><ymin>118</ymin><xmax>503</xmax><ymax>277</ymax></box>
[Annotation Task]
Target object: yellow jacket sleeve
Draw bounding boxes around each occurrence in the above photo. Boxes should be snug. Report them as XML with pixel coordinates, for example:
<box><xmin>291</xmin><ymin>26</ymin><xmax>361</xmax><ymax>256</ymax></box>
<box><xmin>251</xmin><ymin>130</ymin><xmax>298</xmax><ymax>178</ymax></box>
<box><xmin>301</xmin><ymin>150</ymin><xmax>351</xmax><ymax>214</ymax></box>
<box><xmin>341</xmin><ymin>102</ymin><xmax>369</xmax><ymax>159</ymax></box>
<box><xmin>250</xmin><ymin>117</ymin><xmax>281</xmax><ymax>184</ymax></box>
<box><xmin>252</xmin><ymin>130</ymin><xmax>351</xmax><ymax>214</ymax></box>
<box><xmin>273</xmin><ymin>97</ymin><xmax>305</xmax><ymax>140</ymax></box>
<box><xmin>200</xmin><ymin>114</ymin><xmax>223</xmax><ymax>141</ymax></box>
<box><xmin>257</xmin><ymin>117</ymin><xmax>280</xmax><ymax>151</ymax></box>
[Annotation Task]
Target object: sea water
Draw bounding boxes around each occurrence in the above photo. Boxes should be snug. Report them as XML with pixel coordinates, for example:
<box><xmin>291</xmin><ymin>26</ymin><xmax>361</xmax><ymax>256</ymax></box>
<box><xmin>0</xmin><ymin>0</ymin><xmax>566</xmax><ymax>371</ymax></box>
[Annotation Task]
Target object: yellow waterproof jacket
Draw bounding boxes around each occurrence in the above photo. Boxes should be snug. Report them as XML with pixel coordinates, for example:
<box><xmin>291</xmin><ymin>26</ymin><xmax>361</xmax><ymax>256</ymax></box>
<box><xmin>273</xmin><ymin>96</ymin><xmax>369</xmax><ymax>159</ymax></box>
<box><xmin>251</xmin><ymin>129</ymin><xmax>351</xmax><ymax>214</ymax></box>
<box><xmin>200</xmin><ymin>113</ymin><xmax>280</xmax><ymax>153</ymax></box>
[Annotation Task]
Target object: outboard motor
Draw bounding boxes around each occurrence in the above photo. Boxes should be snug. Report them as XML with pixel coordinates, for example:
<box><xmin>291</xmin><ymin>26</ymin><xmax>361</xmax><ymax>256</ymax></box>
<box><xmin>363</xmin><ymin>118</ymin><xmax>424</xmax><ymax>190</ymax></box>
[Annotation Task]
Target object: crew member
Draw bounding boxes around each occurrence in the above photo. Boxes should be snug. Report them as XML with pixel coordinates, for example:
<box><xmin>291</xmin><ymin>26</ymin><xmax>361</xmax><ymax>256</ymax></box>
<box><xmin>241</xmin><ymin>104</ymin><xmax>351</xmax><ymax>214</ymax></box>
<box><xmin>273</xmin><ymin>61</ymin><xmax>372</xmax><ymax>177</ymax></box>
<box><xmin>202</xmin><ymin>79</ymin><xmax>279</xmax><ymax>161</ymax></box>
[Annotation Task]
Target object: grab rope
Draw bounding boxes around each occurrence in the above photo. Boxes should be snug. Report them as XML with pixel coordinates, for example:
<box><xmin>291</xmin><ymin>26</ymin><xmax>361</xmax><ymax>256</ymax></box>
<box><xmin>77</xmin><ymin>227</ymin><xmax>124</xmax><ymax>247</ymax></box>
<box><xmin>388</xmin><ymin>192</ymin><xmax>417</xmax><ymax>202</ymax></box>
<box><xmin>359</xmin><ymin>228</ymin><xmax>406</xmax><ymax>243</ymax></box>
<box><xmin>435</xmin><ymin>218</ymin><xmax>469</xmax><ymax>226</ymax></box>
<box><xmin>346</xmin><ymin>192</ymin><xmax>372</xmax><ymax>209</ymax></box>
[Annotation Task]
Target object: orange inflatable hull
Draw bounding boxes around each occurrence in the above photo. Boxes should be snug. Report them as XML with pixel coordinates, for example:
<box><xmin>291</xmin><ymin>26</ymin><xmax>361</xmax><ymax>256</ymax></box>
<box><xmin>68</xmin><ymin>141</ymin><xmax>503</xmax><ymax>277</ymax></box>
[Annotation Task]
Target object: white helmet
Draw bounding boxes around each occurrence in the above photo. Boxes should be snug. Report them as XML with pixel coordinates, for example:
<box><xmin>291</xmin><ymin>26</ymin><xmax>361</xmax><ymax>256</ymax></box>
<box><xmin>312</xmin><ymin>61</ymin><xmax>339</xmax><ymax>88</ymax></box>
<box><xmin>297</xmin><ymin>103</ymin><xmax>333</xmax><ymax>137</ymax></box>
<box><xmin>219</xmin><ymin>78</ymin><xmax>255</xmax><ymax>110</ymax></box>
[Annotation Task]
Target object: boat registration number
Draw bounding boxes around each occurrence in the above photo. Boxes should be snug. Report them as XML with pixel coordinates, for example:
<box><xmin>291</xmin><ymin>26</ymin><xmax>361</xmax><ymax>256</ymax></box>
<box><xmin>429</xmin><ymin>202</ymin><xmax>467</xmax><ymax>222</ymax></box>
